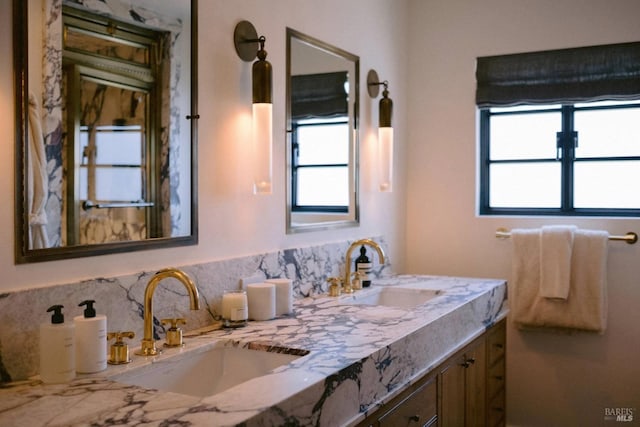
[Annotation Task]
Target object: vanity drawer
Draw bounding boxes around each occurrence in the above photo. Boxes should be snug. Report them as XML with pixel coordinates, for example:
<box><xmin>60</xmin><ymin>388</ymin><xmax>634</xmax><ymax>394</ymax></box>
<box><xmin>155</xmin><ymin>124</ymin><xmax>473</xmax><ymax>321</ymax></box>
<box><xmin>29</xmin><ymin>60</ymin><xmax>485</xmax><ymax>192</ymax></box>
<box><xmin>487</xmin><ymin>356</ymin><xmax>505</xmax><ymax>399</ymax></box>
<box><xmin>488</xmin><ymin>388</ymin><xmax>506</xmax><ymax>427</ymax></box>
<box><xmin>487</xmin><ymin>321</ymin><xmax>506</xmax><ymax>366</ymax></box>
<box><xmin>378</xmin><ymin>377</ymin><xmax>437</xmax><ymax>427</ymax></box>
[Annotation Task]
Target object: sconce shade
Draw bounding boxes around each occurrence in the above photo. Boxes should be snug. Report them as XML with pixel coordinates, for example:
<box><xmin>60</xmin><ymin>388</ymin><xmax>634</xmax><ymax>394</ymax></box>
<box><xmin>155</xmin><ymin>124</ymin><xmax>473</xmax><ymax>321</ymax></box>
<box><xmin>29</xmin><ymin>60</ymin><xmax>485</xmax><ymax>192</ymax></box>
<box><xmin>252</xmin><ymin>43</ymin><xmax>272</xmax><ymax>194</ymax></box>
<box><xmin>252</xmin><ymin>103</ymin><xmax>272</xmax><ymax>194</ymax></box>
<box><xmin>378</xmin><ymin>126</ymin><xmax>393</xmax><ymax>192</ymax></box>
<box><xmin>234</xmin><ymin>21</ymin><xmax>273</xmax><ymax>195</ymax></box>
<box><xmin>367</xmin><ymin>69</ymin><xmax>394</xmax><ymax>192</ymax></box>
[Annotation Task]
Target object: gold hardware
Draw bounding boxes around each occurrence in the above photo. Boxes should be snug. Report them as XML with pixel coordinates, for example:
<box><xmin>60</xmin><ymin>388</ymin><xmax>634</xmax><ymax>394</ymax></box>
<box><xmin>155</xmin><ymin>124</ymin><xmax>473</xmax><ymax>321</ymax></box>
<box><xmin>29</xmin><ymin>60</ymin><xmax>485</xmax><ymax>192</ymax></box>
<box><xmin>162</xmin><ymin>318</ymin><xmax>186</xmax><ymax>348</ymax></box>
<box><xmin>327</xmin><ymin>277</ymin><xmax>342</xmax><ymax>297</ymax></box>
<box><xmin>107</xmin><ymin>331</ymin><xmax>135</xmax><ymax>365</ymax></box>
<box><xmin>495</xmin><ymin>228</ymin><xmax>637</xmax><ymax>244</ymax></box>
<box><xmin>136</xmin><ymin>268</ymin><xmax>200</xmax><ymax>357</ymax></box>
<box><xmin>351</xmin><ymin>271</ymin><xmax>365</xmax><ymax>290</ymax></box>
<box><xmin>344</xmin><ymin>239</ymin><xmax>386</xmax><ymax>290</ymax></box>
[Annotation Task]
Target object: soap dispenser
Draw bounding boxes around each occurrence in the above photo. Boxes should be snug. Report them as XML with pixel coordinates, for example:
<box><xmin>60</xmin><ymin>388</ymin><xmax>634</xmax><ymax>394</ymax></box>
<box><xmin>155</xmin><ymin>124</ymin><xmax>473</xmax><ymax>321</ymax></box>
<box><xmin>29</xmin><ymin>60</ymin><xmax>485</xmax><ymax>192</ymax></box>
<box><xmin>74</xmin><ymin>300</ymin><xmax>107</xmax><ymax>373</ymax></box>
<box><xmin>40</xmin><ymin>305</ymin><xmax>75</xmax><ymax>384</ymax></box>
<box><xmin>355</xmin><ymin>245</ymin><xmax>372</xmax><ymax>287</ymax></box>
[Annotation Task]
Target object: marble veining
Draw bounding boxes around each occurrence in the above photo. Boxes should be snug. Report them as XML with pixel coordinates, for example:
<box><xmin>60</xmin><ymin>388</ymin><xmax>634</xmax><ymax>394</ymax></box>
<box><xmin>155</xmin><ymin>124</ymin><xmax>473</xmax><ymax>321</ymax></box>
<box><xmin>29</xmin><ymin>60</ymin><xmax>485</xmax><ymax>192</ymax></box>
<box><xmin>0</xmin><ymin>238</ymin><xmax>388</xmax><ymax>383</ymax></box>
<box><xmin>0</xmin><ymin>273</ymin><xmax>507</xmax><ymax>427</ymax></box>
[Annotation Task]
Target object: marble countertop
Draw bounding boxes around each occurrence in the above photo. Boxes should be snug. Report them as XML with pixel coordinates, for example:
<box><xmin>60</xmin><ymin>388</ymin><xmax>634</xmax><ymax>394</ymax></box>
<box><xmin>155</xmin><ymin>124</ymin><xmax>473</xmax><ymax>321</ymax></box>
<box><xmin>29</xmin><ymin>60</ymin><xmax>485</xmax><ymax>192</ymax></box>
<box><xmin>0</xmin><ymin>275</ymin><xmax>507</xmax><ymax>427</ymax></box>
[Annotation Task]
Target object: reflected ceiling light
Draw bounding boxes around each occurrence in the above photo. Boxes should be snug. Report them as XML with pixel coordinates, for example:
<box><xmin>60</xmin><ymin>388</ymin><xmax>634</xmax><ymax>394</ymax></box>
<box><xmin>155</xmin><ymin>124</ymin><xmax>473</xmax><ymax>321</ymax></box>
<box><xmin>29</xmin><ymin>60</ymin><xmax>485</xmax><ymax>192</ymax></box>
<box><xmin>234</xmin><ymin>20</ymin><xmax>273</xmax><ymax>195</ymax></box>
<box><xmin>367</xmin><ymin>69</ymin><xmax>393</xmax><ymax>192</ymax></box>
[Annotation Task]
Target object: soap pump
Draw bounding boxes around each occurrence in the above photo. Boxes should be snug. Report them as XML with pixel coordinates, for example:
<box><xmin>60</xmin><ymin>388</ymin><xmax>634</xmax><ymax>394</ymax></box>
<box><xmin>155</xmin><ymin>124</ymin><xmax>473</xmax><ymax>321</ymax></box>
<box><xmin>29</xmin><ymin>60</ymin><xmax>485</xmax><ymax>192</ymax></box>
<box><xmin>40</xmin><ymin>305</ymin><xmax>75</xmax><ymax>384</ymax></box>
<box><xmin>355</xmin><ymin>245</ymin><xmax>372</xmax><ymax>287</ymax></box>
<box><xmin>74</xmin><ymin>299</ymin><xmax>107</xmax><ymax>373</ymax></box>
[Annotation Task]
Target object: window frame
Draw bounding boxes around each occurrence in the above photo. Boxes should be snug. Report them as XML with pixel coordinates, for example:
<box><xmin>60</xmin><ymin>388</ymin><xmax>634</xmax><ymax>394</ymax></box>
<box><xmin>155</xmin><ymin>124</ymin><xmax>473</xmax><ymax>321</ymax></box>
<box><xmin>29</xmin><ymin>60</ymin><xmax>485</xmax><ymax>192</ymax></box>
<box><xmin>479</xmin><ymin>101</ymin><xmax>640</xmax><ymax>217</ymax></box>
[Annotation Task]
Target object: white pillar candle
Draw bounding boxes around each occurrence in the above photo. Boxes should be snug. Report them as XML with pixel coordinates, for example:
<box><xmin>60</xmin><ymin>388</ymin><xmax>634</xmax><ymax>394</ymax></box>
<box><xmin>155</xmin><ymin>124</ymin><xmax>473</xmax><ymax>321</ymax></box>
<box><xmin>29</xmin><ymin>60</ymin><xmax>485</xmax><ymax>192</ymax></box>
<box><xmin>221</xmin><ymin>291</ymin><xmax>248</xmax><ymax>322</ymax></box>
<box><xmin>266</xmin><ymin>278</ymin><xmax>293</xmax><ymax>316</ymax></box>
<box><xmin>247</xmin><ymin>283</ymin><xmax>276</xmax><ymax>321</ymax></box>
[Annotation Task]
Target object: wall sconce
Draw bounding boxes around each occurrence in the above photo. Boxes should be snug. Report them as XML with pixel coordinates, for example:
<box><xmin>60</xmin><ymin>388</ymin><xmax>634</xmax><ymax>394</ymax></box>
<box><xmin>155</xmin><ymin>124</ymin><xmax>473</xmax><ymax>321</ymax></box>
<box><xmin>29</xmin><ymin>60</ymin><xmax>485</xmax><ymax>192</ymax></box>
<box><xmin>367</xmin><ymin>70</ymin><xmax>393</xmax><ymax>192</ymax></box>
<box><xmin>234</xmin><ymin>21</ymin><xmax>273</xmax><ymax>195</ymax></box>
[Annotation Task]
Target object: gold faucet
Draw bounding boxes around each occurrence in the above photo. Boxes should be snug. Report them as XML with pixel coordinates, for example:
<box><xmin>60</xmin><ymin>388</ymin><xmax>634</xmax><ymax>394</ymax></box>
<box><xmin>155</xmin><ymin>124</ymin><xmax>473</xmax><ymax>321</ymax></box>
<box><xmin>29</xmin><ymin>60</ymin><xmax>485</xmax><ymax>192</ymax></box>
<box><xmin>343</xmin><ymin>239</ymin><xmax>386</xmax><ymax>293</ymax></box>
<box><xmin>135</xmin><ymin>268</ymin><xmax>200</xmax><ymax>356</ymax></box>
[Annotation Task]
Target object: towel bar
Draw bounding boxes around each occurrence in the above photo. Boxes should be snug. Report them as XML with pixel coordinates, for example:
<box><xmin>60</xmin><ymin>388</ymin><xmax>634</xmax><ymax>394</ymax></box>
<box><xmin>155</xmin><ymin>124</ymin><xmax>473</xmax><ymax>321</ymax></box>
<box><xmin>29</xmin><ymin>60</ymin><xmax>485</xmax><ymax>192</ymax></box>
<box><xmin>495</xmin><ymin>228</ymin><xmax>638</xmax><ymax>245</ymax></box>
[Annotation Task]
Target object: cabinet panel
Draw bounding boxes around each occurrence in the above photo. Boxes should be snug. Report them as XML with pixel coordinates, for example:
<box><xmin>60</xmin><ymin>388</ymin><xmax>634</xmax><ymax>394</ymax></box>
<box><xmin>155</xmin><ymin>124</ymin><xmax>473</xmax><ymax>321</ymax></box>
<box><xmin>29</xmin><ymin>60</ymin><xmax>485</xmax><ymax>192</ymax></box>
<box><xmin>487</xmin><ymin>321</ymin><xmax>506</xmax><ymax>366</ymax></box>
<box><xmin>439</xmin><ymin>356</ymin><xmax>466</xmax><ymax>427</ymax></box>
<box><xmin>465</xmin><ymin>339</ymin><xmax>486</xmax><ymax>426</ymax></box>
<box><xmin>488</xmin><ymin>389</ymin><xmax>506</xmax><ymax>427</ymax></box>
<box><xmin>487</xmin><ymin>357</ymin><xmax>505</xmax><ymax>400</ymax></box>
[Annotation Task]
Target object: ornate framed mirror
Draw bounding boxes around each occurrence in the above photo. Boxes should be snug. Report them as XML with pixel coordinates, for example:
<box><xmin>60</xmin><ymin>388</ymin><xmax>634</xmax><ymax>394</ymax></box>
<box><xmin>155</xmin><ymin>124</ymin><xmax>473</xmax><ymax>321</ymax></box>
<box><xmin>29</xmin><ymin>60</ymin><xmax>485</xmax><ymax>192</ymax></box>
<box><xmin>14</xmin><ymin>0</ymin><xmax>198</xmax><ymax>263</ymax></box>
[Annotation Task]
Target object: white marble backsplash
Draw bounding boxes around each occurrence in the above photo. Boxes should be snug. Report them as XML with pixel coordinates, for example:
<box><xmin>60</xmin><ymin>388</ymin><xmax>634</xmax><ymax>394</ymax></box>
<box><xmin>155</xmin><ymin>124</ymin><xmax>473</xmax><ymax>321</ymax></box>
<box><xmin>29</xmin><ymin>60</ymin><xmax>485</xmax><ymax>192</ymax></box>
<box><xmin>0</xmin><ymin>238</ymin><xmax>389</xmax><ymax>383</ymax></box>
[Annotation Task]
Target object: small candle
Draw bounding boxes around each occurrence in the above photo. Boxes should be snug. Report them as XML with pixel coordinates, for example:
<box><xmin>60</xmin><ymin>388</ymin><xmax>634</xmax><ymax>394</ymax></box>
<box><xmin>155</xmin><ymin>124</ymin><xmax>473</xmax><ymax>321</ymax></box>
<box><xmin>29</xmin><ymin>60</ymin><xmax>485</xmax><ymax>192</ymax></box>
<box><xmin>266</xmin><ymin>278</ymin><xmax>293</xmax><ymax>316</ymax></box>
<box><xmin>247</xmin><ymin>283</ymin><xmax>276</xmax><ymax>321</ymax></box>
<box><xmin>221</xmin><ymin>291</ymin><xmax>248</xmax><ymax>327</ymax></box>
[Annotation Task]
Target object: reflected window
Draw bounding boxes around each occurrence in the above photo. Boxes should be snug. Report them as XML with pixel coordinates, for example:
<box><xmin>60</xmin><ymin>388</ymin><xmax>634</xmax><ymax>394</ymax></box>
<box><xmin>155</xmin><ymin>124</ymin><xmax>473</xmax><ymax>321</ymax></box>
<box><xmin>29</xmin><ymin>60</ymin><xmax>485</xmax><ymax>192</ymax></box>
<box><xmin>292</xmin><ymin>118</ymin><xmax>349</xmax><ymax>211</ymax></box>
<box><xmin>290</xmin><ymin>71</ymin><xmax>350</xmax><ymax>212</ymax></box>
<box><xmin>61</xmin><ymin>5</ymin><xmax>167</xmax><ymax>245</ymax></box>
<box><xmin>79</xmin><ymin>123</ymin><xmax>145</xmax><ymax>202</ymax></box>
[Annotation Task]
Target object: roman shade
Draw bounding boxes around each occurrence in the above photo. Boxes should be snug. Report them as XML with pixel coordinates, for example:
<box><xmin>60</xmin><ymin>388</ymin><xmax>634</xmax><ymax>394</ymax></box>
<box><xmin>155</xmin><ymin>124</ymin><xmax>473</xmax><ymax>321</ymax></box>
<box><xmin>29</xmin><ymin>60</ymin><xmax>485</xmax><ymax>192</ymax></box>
<box><xmin>476</xmin><ymin>42</ymin><xmax>640</xmax><ymax>107</ymax></box>
<box><xmin>291</xmin><ymin>71</ymin><xmax>348</xmax><ymax>119</ymax></box>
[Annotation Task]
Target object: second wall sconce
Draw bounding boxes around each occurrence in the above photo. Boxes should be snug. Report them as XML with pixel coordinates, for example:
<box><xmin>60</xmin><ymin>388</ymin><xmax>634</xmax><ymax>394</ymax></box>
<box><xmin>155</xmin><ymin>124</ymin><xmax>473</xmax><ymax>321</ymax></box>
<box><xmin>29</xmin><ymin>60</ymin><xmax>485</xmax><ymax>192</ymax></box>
<box><xmin>367</xmin><ymin>69</ymin><xmax>394</xmax><ymax>192</ymax></box>
<box><xmin>234</xmin><ymin>20</ymin><xmax>273</xmax><ymax>195</ymax></box>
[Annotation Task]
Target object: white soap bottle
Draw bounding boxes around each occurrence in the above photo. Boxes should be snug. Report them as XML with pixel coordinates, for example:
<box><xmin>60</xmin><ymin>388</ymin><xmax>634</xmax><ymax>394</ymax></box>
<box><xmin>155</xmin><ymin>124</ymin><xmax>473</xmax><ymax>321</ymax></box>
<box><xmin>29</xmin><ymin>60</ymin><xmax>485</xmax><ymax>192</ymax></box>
<box><xmin>40</xmin><ymin>305</ymin><xmax>75</xmax><ymax>384</ymax></box>
<box><xmin>74</xmin><ymin>300</ymin><xmax>107</xmax><ymax>373</ymax></box>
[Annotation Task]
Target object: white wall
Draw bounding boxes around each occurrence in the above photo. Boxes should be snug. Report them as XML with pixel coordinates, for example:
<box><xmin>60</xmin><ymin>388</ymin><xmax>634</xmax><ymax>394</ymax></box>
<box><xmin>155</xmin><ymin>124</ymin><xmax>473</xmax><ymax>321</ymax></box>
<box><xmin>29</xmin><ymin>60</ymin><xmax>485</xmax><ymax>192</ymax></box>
<box><xmin>405</xmin><ymin>0</ymin><xmax>640</xmax><ymax>425</ymax></box>
<box><xmin>0</xmin><ymin>0</ymin><xmax>409</xmax><ymax>292</ymax></box>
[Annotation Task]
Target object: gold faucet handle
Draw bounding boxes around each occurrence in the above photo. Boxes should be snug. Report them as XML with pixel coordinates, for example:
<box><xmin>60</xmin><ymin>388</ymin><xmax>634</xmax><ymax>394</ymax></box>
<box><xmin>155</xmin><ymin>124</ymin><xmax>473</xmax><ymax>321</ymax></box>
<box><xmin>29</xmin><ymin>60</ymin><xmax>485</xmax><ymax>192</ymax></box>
<box><xmin>162</xmin><ymin>318</ymin><xmax>186</xmax><ymax>347</ymax></box>
<box><xmin>351</xmin><ymin>271</ymin><xmax>365</xmax><ymax>290</ymax></box>
<box><xmin>327</xmin><ymin>277</ymin><xmax>342</xmax><ymax>297</ymax></box>
<box><xmin>107</xmin><ymin>331</ymin><xmax>135</xmax><ymax>365</ymax></box>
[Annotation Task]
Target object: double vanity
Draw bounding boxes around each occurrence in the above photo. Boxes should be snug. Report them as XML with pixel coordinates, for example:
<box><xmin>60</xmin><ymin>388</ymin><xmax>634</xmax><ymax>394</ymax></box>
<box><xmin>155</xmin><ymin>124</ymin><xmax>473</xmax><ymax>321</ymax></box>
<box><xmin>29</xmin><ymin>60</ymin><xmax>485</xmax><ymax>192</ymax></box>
<box><xmin>0</xmin><ymin>275</ymin><xmax>507</xmax><ymax>426</ymax></box>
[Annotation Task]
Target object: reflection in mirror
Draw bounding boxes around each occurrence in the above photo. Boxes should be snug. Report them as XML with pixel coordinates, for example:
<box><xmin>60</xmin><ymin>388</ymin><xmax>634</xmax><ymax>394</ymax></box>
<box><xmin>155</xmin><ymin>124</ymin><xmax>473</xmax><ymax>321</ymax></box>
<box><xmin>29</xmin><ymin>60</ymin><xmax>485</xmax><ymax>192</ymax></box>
<box><xmin>14</xmin><ymin>0</ymin><xmax>198</xmax><ymax>262</ymax></box>
<box><xmin>286</xmin><ymin>28</ymin><xmax>359</xmax><ymax>233</ymax></box>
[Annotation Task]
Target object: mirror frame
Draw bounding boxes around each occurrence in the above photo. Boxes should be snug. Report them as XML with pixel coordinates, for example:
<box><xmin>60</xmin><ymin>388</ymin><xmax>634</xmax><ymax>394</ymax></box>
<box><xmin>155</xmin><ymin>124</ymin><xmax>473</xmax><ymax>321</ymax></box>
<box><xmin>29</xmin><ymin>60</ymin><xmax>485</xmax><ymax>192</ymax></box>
<box><xmin>13</xmin><ymin>0</ymin><xmax>199</xmax><ymax>263</ymax></box>
<box><xmin>285</xmin><ymin>28</ymin><xmax>360</xmax><ymax>234</ymax></box>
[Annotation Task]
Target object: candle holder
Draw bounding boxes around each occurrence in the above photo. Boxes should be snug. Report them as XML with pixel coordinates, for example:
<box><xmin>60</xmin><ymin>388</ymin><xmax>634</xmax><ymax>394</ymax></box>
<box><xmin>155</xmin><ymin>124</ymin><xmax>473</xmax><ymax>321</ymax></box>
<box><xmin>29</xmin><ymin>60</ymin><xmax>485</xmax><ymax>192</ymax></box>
<box><xmin>221</xmin><ymin>290</ymin><xmax>248</xmax><ymax>328</ymax></box>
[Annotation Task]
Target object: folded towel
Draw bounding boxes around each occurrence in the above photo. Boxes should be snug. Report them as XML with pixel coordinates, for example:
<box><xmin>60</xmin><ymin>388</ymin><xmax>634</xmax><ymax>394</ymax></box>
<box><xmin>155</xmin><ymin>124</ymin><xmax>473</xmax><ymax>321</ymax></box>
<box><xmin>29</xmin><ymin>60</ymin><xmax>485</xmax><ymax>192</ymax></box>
<box><xmin>510</xmin><ymin>229</ymin><xmax>540</xmax><ymax>324</ymax></box>
<box><xmin>539</xmin><ymin>225</ymin><xmax>576</xmax><ymax>300</ymax></box>
<box><xmin>510</xmin><ymin>228</ymin><xmax>609</xmax><ymax>333</ymax></box>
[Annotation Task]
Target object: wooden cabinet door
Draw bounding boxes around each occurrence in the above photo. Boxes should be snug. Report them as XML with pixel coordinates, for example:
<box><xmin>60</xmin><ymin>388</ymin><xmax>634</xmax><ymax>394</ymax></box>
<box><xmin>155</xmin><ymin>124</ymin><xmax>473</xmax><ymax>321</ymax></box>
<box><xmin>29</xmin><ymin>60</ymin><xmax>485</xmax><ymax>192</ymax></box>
<box><xmin>439</xmin><ymin>354</ymin><xmax>466</xmax><ymax>427</ymax></box>
<box><xmin>465</xmin><ymin>339</ymin><xmax>487</xmax><ymax>427</ymax></box>
<box><xmin>439</xmin><ymin>336</ymin><xmax>487</xmax><ymax>427</ymax></box>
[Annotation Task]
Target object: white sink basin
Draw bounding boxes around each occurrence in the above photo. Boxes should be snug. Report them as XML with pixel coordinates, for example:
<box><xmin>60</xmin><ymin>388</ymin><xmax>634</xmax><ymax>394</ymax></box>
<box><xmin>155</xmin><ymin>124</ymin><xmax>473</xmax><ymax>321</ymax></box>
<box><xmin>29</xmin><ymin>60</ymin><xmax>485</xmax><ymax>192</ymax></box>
<box><xmin>111</xmin><ymin>343</ymin><xmax>308</xmax><ymax>398</ymax></box>
<box><xmin>339</xmin><ymin>287</ymin><xmax>442</xmax><ymax>309</ymax></box>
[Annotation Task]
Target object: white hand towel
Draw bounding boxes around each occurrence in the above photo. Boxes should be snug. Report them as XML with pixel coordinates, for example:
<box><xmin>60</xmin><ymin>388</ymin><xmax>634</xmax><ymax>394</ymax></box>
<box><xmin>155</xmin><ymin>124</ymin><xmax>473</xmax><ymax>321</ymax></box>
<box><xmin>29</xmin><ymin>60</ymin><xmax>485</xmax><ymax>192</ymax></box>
<box><xmin>28</xmin><ymin>93</ymin><xmax>50</xmax><ymax>249</ymax></box>
<box><xmin>510</xmin><ymin>228</ymin><xmax>541</xmax><ymax>324</ymax></box>
<box><xmin>566</xmin><ymin>229</ymin><xmax>609</xmax><ymax>332</ymax></box>
<box><xmin>539</xmin><ymin>225</ymin><xmax>576</xmax><ymax>300</ymax></box>
<box><xmin>511</xmin><ymin>228</ymin><xmax>609</xmax><ymax>333</ymax></box>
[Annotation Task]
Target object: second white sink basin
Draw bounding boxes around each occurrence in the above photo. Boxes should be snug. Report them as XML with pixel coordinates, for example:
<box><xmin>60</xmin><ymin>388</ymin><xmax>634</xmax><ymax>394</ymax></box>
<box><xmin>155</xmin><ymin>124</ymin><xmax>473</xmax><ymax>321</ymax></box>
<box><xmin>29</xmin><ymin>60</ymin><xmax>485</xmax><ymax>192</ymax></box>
<box><xmin>111</xmin><ymin>343</ymin><xmax>308</xmax><ymax>398</ymax></box>
<box><xmin>339</xmin><ymin>287</ymin><xmax>442</xmax><ymax>309</ymax></box>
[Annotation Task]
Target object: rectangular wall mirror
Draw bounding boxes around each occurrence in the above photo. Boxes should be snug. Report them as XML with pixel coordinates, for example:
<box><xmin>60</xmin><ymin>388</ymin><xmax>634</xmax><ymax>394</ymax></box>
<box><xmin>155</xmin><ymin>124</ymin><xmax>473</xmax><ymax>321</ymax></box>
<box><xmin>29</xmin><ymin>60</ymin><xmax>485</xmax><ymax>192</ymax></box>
<box><xmin>14</xmin><ymin>0</ymin><xmax>198</xmax><ymax>263</ymax></box>
<box><xmin>286</xmin><ymin>28</ymin><xmax>360</xmax><ymax>233</ymax></box>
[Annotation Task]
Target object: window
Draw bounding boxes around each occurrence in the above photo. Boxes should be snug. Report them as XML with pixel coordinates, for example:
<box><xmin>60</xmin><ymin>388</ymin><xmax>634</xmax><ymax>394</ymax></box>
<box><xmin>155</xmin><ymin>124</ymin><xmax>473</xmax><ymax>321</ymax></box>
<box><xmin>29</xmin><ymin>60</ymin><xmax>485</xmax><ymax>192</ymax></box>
<box><xmin>480</xmin><ymin>101</ymin><xmax>640</xmax><ymax>215</ymax></box>
<box><xmin>476</xmin><ymin>42</ymin><xmax>640</xmax><ymax>216</ymax></box>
